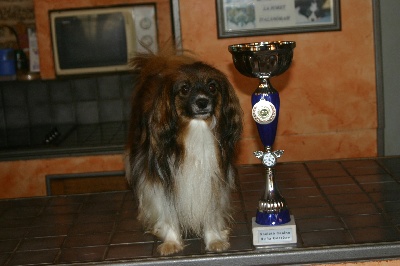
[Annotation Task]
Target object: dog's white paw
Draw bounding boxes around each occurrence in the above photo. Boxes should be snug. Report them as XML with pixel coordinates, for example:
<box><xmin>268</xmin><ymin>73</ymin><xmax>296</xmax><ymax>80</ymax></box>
<box><xmin>206</xmin><ymin>240</ymin><xmax>230</xmax><ymax>252</ymax></box>
<box><xmin>157</xmin><ymin>241</ymin><xmax>184</xmax><ymax>255</ymax></box>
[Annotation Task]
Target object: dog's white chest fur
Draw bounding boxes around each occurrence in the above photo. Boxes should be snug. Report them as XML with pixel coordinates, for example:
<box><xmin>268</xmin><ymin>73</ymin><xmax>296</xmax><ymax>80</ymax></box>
<box><xmin>183</xmin><ymin>119</ymin><xmax>217</xmax><ymax>167</ymax></box>
<box><xmin>174</xmin><ymin>119</ymin><xmax>219</xmax><ymax>231</ymax></box>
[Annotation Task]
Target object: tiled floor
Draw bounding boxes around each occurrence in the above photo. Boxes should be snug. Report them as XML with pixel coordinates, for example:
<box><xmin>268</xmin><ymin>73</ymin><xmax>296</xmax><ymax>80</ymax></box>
<box><xmin>1</xmin><ymin>156</ymin><xmax>400</xmax><ymax>265</ymax></box>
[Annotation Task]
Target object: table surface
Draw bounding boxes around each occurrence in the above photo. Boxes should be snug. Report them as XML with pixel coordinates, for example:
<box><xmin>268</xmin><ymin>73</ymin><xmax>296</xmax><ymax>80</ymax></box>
<box><xmin>1</xmin><ymin>156</ymin><xmax>400</xmax><ymax>265</ymax></box>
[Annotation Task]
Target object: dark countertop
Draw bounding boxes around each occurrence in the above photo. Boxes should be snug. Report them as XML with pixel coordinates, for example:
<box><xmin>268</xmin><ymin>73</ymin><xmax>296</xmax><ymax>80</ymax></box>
<box><xmin>1</xmin><ymin>156</ymin><xmax>400</xmax><ymax>265</ymax></box>
<box><xmin>0</xmin><ymin>122</ymin><xmax>128</xmax><ymax>161</ymax></box>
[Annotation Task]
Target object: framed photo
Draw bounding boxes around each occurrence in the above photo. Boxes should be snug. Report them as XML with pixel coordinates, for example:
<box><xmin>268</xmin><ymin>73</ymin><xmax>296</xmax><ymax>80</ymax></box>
<box><xmin>217</xmin><ymin>0</ymin><xmax>341</xmax><ymax>38</ymax></box>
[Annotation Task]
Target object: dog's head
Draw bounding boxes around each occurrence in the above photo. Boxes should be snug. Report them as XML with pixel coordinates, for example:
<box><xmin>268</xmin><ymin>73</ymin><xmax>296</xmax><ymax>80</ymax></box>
<box><xmin>131</xmin><ymin>53</ymin><xmax>242</xmax><ymax>131</ymax></box>
<box><xmin>128</xmin><ymin>52</ymin><xmax>242</xmax><ymax>183</ymax></box>
<box><xmin>173</xmin><ymin>62</ymin><xmax>227</xmax><ymax>122</ymax></box>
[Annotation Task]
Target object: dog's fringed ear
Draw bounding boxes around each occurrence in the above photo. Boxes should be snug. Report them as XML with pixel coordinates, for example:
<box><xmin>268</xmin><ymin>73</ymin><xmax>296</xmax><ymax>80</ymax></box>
<box><xmin>129</xmin><ymin>52</ymin><xmax>185</xmax><ymax>187</ymax></box>
<box><xmin>217</xmin><ymin>77</ymin><xmax>243</xmax><ymax>166</ymax></box>
<box><xmin>146</xmin><ymin>76</ymin><xmax>179</xmax><ymax>186</ymax></box>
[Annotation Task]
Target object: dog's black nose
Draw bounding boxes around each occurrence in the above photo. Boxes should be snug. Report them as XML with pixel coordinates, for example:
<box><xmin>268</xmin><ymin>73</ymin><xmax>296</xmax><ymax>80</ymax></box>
<box><xmin>196</xmin><ymin>98</ymin><xmax>209</xmax><ymax>109</ymax></box>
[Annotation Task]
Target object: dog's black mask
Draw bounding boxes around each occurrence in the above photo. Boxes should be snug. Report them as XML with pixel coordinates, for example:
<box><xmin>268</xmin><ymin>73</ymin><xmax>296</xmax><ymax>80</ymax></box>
<box><xmin>173</xmin><ymin>63</ymin><xmax>222</xmax><ymax>120</ymax></box>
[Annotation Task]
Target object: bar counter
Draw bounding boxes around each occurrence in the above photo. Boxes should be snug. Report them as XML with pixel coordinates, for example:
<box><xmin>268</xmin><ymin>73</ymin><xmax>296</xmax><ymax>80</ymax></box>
<box><xmin>1</xmin><ymin>156</ymin><xmax>400</xmax><ymax>265</ymax></box>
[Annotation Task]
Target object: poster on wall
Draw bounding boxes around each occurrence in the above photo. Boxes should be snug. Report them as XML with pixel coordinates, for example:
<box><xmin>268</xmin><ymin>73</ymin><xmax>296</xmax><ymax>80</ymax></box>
<box><xmin>216</xmin><ymin>0</ymin><xmax>340</xmax><ymax>38</ymax></box>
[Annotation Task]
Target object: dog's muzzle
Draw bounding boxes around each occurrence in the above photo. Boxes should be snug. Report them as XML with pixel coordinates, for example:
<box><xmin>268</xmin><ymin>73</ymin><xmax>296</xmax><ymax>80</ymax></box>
<box><xmin>196</xmin><ymin>98</ymin><xmax>209</xmax><ymax>109</ymax></box>
<box><xmin>193</xmin><ymin>97</ymin><xmax>212</xmax><ymax>118</ymax></box>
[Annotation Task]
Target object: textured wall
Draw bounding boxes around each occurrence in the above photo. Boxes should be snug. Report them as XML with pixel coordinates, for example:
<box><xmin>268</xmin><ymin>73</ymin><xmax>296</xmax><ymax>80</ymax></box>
<box><xmin>179</xmin><ymin>0</ymin><xmax>377</xmax><ymax>164</ymax></box>
<box><xmin>0</xmin><ymin>1</ymin><xmax>380</xmax><ymax>199</ymax></box>
<box><xmin>32</xmin><ymin>0</ymin><xmax>378</xmax><ymax>163</ymax></box>
<box><xmin>0</xmin><ymin>154</ymin><xmax>124</xmax><ymax>198</ymax></box>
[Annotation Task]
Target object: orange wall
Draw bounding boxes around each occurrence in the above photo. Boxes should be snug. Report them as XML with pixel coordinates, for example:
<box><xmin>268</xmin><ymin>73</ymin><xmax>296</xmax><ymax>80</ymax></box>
<box><xmin>179</xmin><ymin>0</ymin><xmax>377</xmax><ymax>164</ymax></box>
<box><xmin>4</xmin><ymin>0</ymin><xmax>377</xmax><ymax>199</ymax></box>
<box><xmin>34</xmin><ymin>0</ymin><xmax>378</xmax><ymax>164</ymax></box>
<box><xmin>0</xmin><ymin>155</ymin><xmax>124</xmax><ymax>199</ymax></box>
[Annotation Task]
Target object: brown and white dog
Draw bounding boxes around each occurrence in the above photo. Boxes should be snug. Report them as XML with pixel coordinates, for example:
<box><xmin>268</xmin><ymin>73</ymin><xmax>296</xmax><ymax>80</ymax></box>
<box><xmin>125</xmin><ymin>51</ymin><xmax>242</xmax><ymax>255</ymax></box>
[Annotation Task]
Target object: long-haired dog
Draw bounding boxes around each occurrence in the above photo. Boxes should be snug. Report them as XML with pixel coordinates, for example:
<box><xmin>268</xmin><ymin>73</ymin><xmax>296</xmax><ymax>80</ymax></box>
<box><xmin>125</xmin><ymin>51</ymin><xmax>243</xmax><ymax>255</ymax></box>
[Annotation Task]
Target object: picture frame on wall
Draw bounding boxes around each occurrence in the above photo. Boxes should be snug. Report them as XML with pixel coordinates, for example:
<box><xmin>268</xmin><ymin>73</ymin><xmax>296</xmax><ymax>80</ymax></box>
<box><xmin>216</xmin><ymin>0</ymin><xmax>341</xmax><ymax>38</ymax></box>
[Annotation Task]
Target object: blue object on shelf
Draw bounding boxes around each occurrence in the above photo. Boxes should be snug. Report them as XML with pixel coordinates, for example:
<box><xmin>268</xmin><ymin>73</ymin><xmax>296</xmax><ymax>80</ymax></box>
<box><xmin>0</xmin><ymin>49</ymin><xmax>16</xmax><ymax>78</ymax></box>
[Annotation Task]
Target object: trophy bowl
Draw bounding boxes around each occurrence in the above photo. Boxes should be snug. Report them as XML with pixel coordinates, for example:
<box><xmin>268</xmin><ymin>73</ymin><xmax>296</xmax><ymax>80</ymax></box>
<box><xmin>228</xmin><ymin>41</ymin><xmax>295</xmax><ymax>79</ymax></box>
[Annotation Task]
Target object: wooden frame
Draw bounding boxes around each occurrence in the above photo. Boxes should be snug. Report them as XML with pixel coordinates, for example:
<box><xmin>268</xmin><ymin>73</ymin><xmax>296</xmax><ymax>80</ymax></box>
<box><xmin>217</xmin><ymin>0</ymin><xmax>341</xmax><ymax>38</ymax></box>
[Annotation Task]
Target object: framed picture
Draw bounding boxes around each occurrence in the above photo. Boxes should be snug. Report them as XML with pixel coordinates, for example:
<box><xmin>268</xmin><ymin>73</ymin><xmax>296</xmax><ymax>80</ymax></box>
<box><xmin>216</xmin><ymin>0</ymin><xmax>341</xmax><ymax>38</ymax></box>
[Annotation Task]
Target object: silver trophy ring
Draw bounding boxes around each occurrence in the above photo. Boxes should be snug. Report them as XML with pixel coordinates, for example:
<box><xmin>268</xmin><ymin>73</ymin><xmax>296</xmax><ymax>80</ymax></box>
<box><xmin>252</xmin><ymin>99</ymin><xmax>276</xmax><ymax>124</ymax></box>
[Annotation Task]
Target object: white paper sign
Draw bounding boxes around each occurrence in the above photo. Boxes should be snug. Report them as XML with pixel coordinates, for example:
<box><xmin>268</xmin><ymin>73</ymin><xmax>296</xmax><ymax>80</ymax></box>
<box><xmin>258</xmin><ymin>228</ymin><xmax>293</xmax><ymax>244</ymax></box>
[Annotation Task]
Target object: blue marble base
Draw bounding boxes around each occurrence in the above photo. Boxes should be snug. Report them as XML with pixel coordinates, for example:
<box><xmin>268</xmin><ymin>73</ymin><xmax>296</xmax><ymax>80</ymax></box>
<box><xmin>255</xmin><ymin>208</ymin><xmax>291</xmax><ymax>226</ymax></box>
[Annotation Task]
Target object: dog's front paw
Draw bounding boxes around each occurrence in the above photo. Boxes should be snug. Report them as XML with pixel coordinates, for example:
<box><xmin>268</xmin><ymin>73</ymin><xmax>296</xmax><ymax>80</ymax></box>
<box><xmin>157</xmin><ymin>241</ymin><xmax>184</xmax><ymax>256</ymax></box>
<box><xmin>206</xmin><ymin>240</ymin><xmax>230</xmax><ymax>252</ymax></box>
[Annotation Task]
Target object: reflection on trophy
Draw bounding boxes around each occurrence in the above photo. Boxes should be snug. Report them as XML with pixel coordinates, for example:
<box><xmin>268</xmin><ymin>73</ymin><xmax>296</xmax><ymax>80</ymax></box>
<box><xmin>228</xmin><ymin>41</ymin><xmax>297</xmax><ymax>246</ymax></box>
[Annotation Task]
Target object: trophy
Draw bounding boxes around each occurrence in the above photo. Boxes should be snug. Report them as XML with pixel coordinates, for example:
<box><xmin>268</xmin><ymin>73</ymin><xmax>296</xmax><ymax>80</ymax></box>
<box><xmin>228</xmin><ymin>41</ymin><xmax>297</xmax><ymax>246</ymax></box>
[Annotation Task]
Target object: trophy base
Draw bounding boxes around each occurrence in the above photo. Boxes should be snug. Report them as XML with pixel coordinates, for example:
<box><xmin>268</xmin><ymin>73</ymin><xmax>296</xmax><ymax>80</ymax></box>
<box><xmin>252</xmin><ymin>216</ymin><xmax>297</xmax><ymax>247</ymax></box>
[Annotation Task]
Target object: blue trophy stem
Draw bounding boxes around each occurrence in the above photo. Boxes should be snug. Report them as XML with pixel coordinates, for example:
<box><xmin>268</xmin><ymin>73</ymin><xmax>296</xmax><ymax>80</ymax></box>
<box><xmin>252</xmin><ymin>78</ymin><xmax>291</xmax><ymax>226</ymax></box>
<box><xmin>251</xmin><ymin>79</ymin><xmax>280</xmax><ymax>147</ymax></box>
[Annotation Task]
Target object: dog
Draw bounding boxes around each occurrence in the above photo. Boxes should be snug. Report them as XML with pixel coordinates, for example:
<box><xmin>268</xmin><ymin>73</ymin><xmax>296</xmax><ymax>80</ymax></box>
<box><xmin>125</xmin><ymin>51</ymin><xmax>243</xmax><ymax>255</ymax></box>
<box><xmin>295</xmin><ymin>0</ymin><xmax>327</xmax><ymax>22</ymax></box>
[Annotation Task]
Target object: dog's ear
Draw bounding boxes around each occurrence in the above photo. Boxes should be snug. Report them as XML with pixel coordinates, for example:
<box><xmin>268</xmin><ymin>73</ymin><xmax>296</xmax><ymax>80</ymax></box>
<box><xmin>221</xmin><ymin>77</ymin><xmax>243</xmax><ymax>141</ymax></box>
<box><xmin>146</xmin><ymin>75</ymin><xmax>179</xmax><ymax>186</ymax></box>
<box><xmin>128</xmin><ymin>57</ymin><xmax>179</xmax><ymax>187</ymax></box>
<box><xmin>148</xmin><ymin>77</ymin><xmax>177</xmax><ymax>146</ymax></box>
<box><xmin>217</xmin><ymin>76</ymin><xmax>243</xmax><ymax>165</ymax></box>
<box><xmin>131</xmin><ymin>54</ymin><xmax>179</xmax><ymax>152</ymax></box>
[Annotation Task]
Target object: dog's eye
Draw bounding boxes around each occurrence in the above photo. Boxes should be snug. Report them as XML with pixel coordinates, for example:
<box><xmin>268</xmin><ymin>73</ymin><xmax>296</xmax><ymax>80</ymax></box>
<box><xmin>180</xmin><ymin>84</ymin><xmax>190</xmax><ymax>95</ymax></box>
<box><xmin>208</xmin><ymin>83</ymin><xmax>217</xmax><ymax>94</ymax></box>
